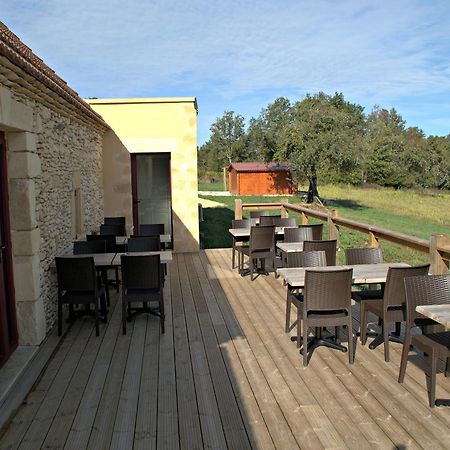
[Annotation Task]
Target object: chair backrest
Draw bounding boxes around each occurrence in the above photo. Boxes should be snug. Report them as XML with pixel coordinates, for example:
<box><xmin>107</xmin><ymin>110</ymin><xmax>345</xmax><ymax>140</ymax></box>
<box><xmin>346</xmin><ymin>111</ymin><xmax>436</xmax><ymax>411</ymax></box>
<box><xmin>73</xmin><ymin>240</ymin><xmax>106</xmax><ymax>254</ymax></box>
<box><xmin>286</xmin><ymin>250</ymin><xmax>327</xmax><ymax>268</ymax></box>
<box><xmin>121</xmin><ymin>254</ymin><xmax>162</xmax><ymax>290</ymax></box>
<box><xmin>404</xmin><ymin>274</ymin><xmax>450</xmax><ymax>326</ymax></box>
<box><xmin>100</xmin><ymin>223</ymin><xmax>125</xmax><ymax>236</ymax></box>
<box><xmin>304</xmin><ymin>268</ymin><xmax>353</xmax><ymax>312</ymax></box>
<box><xmin>140</xmin><ymin>223</ymin><xmax>165</xmax><ymax>235</ymax></box>
<box><xmin>232</xmin><ymin>219</ymin><xmax>257</xmax><ymax>229</ymax></box>
<box><xmin>86</xmin><ymin>234</ymin><xmax>116</xmax><ymax>252</ymax></box>
<box><xmin>249</xmin><ymin>225</ymin><xmax>275</xmax><ymax>253</ymax></box>
<box><xmin>259</xmin><ymin>215</ymin><xmax>280</xmax><ymax>226</ymax></box>
<box><xmin>284</xmin><ymin>227</ymin><xmax>313</xmax><ymax>243</ymax></box>
<box><xmin>127</xmin><ymin>236</ymin><xmax>161</xmax><ymax>252</ymax></box>
<box><xmin>383</xmin><ymin>264</ymin><xmax>430</xmax><ymax>309</ymax></box>
<box><xmin>345</xmin><ymin>247</ymin><xmax>383</xmax><ymax>265</ymax></box>
<box><xmin>104</xmin><ymin>216</ymin><xmax>126</xmax><ymax>226</ymax></box>
<box><xmin>55</xmin><ymin>257</ymin><xmax>96</xmax><ymax>292</ymax></box>
<box><xmin>250</xmin><ymin>210</ymin><xmax>271</xmax><ymax>218</ymax></box>
<box><xmin>303</xmin><ymin>240</ymin><xmax>337</xmax><ymax>266</ymax></box>
<box><xmin>274</xmin><ymin>217</ymin><xmax>297</xmax><ymax>228</ymax></box>
<box><xmin>299</xmin><ymin>223</ymin><xmax>323</xmax><ymax>240</ymax></box>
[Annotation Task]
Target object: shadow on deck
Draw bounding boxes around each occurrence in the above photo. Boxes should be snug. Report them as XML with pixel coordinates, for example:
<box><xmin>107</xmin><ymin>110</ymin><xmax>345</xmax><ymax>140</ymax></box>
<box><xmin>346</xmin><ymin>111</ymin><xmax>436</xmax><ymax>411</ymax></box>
<box><xmin>1</xmin><ymin>249</ymin><xmax>449</xmax><ymax>449</ymax></box>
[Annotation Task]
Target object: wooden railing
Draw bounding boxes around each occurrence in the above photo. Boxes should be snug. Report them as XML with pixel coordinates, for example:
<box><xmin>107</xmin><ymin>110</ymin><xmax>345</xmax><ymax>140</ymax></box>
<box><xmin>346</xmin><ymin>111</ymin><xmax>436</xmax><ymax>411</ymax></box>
<box><xmin>234</xmin><ymin>198</ymin><xmax>450</xmax><ymax>275</ymax></box>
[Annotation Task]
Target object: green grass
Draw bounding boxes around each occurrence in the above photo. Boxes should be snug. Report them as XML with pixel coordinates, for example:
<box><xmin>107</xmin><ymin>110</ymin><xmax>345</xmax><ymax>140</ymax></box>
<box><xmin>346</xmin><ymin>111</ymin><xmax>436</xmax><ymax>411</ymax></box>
<box><xmin>198</xmin><ymin>181</ymin><xmax>227</xmax><ymax>191</ymax></box>
<box><xmin>198</xmin><ymin>185</ymin><xmax>450</xmax><ymax>266</ymax></box>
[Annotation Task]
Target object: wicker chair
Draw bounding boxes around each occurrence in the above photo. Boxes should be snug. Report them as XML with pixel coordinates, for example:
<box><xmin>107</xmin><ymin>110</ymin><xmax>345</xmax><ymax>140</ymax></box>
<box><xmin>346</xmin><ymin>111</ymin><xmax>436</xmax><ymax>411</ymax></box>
<box><xmin>303</xmin><ymin>240</ymin><xmax>337</xmax><ymax>266</ymax></box>
<box><xmin>284</xmin><ymin>251</ymin><xmax>327</xmax><ymax>333</ymax></box>
<box><xmin>100</xmin><ymin>223</ymin><xmax>125</xmax><ymax>236</ymax></box>
<box><xmin>259</xmin><ymin>215</ymin><xmax>281</xmax><ymax>226</ymax></box>
<box><xmin>284</xmin><ymin>227</ymin><xmax>313</xmax><ymax>243</ymax></box>
<box><xmin>273</xmin><ymin>217</ymin><xmax>297</xmax><ymax>228</ymax></box>
<box><xmin>73</xmin><ymin>240</ymin><xmax>106</xmax><ymax>254</ymax></box>
<box><xmin>140</xmin><ymin>223</ymin><xmax>165</xmax><ymax>235</ymax></box>
<box><xmin>299</xmin><ymin>268</ymin><xmax>354</xmax><ymax>366</ymax></box>
<box><xmin>55</xmin><ymin>257</ymin><xmax>107</xmax><ymax>336</ymax></box>
<box><xmin>250</xmin><ymin>210</ymin><xmax>271</xmax><ymax>219</ymax></box>
<box><xmin>236</xmin><ymin>225</ymin><xmax>276</xmax><ymax>281</ymax></box>
<box><xmin>231</xmin><ymin>219</ymin><xmax>254</xmax><ymax>269</ymax></box>
<box><xmin>360</xmin><ymin>264</ymin><xmax>430</xmax><ymax>362</ymax></box>
<box><xmin>104</xmin><ymin>216</ymin><xmax>126</xmax><ymax>226</ymax></box>
<box><xmin>121</xmin><ymin>254</ymin><xmax>165</xmax><ymax>334</ymax></box>
<box><xmin>127</xmin><ymin>236</ymin><xmax>161</xmax><ymax>252</ymax></box>
<box><xmin>299</xmin><ymin>223</ymin><xmax>324</xmax><ymax>241</ymax></box>
<box><xmin>399</xmin><ymin>274</ymin><xmax>450</xmax><ymax>407</ymax></box>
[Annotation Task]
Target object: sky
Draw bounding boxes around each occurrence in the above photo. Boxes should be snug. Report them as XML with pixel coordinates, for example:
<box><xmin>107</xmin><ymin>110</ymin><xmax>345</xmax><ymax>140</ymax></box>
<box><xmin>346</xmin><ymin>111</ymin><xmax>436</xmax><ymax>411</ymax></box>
<box><xmin>2</xmin><ymin>0</ymin><xmax>450</xmax><ymax>144</ymax></box>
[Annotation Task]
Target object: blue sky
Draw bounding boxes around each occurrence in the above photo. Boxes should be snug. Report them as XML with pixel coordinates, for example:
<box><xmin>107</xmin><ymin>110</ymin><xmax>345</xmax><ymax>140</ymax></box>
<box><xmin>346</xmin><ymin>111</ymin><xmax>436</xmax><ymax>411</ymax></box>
<box><xmin>2</xmin><ymin>0</ymin><xmax>450</xmax><ymax>144</ymax></box>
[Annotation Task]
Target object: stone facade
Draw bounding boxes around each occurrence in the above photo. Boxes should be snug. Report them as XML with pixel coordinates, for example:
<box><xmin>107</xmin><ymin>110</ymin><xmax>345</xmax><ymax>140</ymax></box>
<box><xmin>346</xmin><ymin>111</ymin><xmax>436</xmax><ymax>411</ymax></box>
<box><xmin>1</xmin><ymin>83</ymin><xmax>105</xmax><ymax>344</ymax></box>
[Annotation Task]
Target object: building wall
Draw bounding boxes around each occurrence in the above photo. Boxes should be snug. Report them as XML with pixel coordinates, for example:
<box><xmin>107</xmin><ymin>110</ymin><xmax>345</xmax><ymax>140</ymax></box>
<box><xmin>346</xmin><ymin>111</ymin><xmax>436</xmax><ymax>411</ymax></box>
<box><xmin>0</xmin><ymin>83</ymin><xmax>105</xmax><ymax>344</ymax></box>
<box><xmin>236</xmin><ymin>171</ymin><xmax>294</xmax><ymax>195</ymax></box>
<box><xmin>88</xmin><ymin>98</ymin><xmax>199</xmax><ymax>252</ymax></box>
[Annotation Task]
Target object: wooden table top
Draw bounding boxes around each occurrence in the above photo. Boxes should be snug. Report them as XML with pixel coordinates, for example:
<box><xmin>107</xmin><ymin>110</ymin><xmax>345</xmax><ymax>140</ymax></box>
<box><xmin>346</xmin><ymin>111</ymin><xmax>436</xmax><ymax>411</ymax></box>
<box><xmin>114</xmin><ymin>251</ymin><xmax>172</xmax><ymax>265</ymax></box>
<box><xmin>416</xmin><ymin>304</ymin><xmax>450</xmax><ymax>328</ymax></box>
<box><xmin>277</xmin><ymin>262</ymin><xmax>409</xmax><ymax>287</ymax></box>
<box><xmin>229</xmin><ymin>227</ymin><xmax>288</xmax><ymax>237</ymax></box>
<box><xmin>116</xmin><ymin>234</ymin><xmax>171</xmax><ymax>245</ymax></box>
<box><xmin>276</xmin><ymin>242</ymin><xmax>304</xmax><ymax>252</ymax></box>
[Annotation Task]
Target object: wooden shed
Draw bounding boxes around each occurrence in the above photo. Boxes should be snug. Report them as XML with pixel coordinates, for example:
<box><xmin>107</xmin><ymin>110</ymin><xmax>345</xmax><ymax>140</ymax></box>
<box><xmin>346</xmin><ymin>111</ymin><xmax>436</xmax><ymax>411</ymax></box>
<box><xmin>228</xmin><ymin>162</ymin><xmax>297</xmax><ymax>195</ymax></box>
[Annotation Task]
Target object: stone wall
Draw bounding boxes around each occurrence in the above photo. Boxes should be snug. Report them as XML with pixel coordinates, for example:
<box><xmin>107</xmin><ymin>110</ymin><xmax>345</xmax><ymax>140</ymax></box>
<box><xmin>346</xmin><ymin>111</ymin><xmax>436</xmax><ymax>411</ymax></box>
<box><xmin>1</xmin><ymin>83</ymin><xmax>105</xmax><ymax>344</ymax></box>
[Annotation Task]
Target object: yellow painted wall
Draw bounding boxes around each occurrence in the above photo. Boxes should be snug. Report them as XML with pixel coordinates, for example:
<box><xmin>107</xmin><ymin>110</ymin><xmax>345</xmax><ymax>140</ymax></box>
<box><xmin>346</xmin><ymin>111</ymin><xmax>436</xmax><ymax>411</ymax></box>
<box><xmin>88</xmin><ymin>98</ymin><xmax>199</xmax><ymax>252</ymax></box>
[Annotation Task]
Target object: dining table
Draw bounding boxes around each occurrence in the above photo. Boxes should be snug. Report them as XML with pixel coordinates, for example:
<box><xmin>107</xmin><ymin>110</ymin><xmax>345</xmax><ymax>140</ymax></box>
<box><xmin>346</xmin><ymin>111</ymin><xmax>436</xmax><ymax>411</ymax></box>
<box><xmin>116</xmin><ymin>234</ymin><xmax>172</xmax><ymax>246</ymax></box>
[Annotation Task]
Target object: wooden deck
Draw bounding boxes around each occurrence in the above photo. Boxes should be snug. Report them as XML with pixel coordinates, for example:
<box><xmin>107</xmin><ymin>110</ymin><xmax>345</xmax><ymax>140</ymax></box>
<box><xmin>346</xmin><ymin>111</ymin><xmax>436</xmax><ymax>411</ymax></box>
<box><xmin>1</xmin><ymin>249</ymin><xmax>450</xmax><ymax>449</ymax></box>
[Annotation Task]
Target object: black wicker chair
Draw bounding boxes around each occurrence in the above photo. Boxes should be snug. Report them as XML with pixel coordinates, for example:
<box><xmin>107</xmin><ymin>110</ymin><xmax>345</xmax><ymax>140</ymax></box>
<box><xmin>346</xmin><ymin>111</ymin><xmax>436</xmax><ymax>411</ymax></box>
<box><xmin>121</xmin><ymin>254</ymin><xmax>165</xmax><ymax>334</ymax></box>
<box><xmin>303</xmin><ymin>240</ymin><xmax>337</xmax><ymax>266</ymax></box>
<box><xmin>127</xmin><ymin>236</ymin><xmax>161</xmax><ymax>252</ymax></box>
<box><xmin>140</xmin><ymin>223</ymin><xmax>165</xmax><ymax>235</ymax></box>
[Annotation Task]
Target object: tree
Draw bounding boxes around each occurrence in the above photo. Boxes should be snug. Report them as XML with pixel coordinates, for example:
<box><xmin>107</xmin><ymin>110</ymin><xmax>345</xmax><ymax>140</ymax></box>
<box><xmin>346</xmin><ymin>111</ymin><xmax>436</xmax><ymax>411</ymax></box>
<box><xmin>247</xmin><ymin>97</ymin><xmax>293</xmax><ymax>162</ymax></box>
<box><xmin>278</xmin><ymin>92</ymin><xmax>366</xmax><ymax>202</ymax></box>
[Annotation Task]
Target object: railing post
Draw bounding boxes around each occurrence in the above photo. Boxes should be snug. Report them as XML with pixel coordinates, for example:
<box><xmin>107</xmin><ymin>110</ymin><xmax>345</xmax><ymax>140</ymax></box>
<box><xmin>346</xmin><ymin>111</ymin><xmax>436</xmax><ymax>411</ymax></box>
<box><xmin>369</xmin><ymin>231</ymin><xmax>379</xmax><ymax>248</ymax></box>
<box><xmin>281</xmin><ymin>198</ymin><xmax>289</xmax><ymax>218</ymax></box>
<box><xmin>429</xmin><ymin>234</ymin><xmax>449</xmax><ymax>275</ymax></box>
<box><xmin>328</xmin><ymin>209</ymin><xmax>340</xmax><ymax>263</ymax></box>
<box><xmin>301</xmin><ymin>212</ymin><xmax>309</xmax><ymax>225</ymax></box>
<box><xmin>235</xmin><ymin>199</ymin><xmax>243</xmax><ymax>220</ymax></box>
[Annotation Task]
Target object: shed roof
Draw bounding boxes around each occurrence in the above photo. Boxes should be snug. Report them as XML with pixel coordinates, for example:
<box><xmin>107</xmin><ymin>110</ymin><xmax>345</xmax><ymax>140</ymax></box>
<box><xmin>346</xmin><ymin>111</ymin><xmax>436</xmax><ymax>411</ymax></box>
<box><xmin>0</xmin><ymin>21</ymin><xmax>108</xmax><ymax>127</ymax></box>
<box><xmin>228</xmin><ymin>162</ymin><xmax>291</xmax><ymax>173</ymax></box>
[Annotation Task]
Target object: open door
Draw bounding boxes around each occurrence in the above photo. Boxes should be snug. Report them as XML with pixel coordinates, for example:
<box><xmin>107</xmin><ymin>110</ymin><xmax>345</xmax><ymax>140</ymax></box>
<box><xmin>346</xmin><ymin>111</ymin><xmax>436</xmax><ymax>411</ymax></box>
<box><xmin>0</xmin><ymin>132</ymin><xmax>18</xmax><ymax>367</ymax></box>
<box><xmin>131</xmin><ymin>153</ymin><xmax>172</xmax><ymax>239</ymax></box>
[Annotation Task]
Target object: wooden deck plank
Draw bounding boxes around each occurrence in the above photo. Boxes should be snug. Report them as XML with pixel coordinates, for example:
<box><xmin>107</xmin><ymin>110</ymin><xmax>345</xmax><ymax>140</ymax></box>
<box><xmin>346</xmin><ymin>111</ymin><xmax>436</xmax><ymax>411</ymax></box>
<box><xmin>0</xmin><ymin>321</ymin><xmax>85</xmax><ymax>450</ymax></box>
<box><xmin>195</xmin><ymin>252</ymin><xmax>276</xmax><ymax>450</ymax></box>
<box><xmin>208</xmin><ymin>250</ymin><xmax>323</xmax><ymax>449</ymax></box>
<box><xmin>63</xmin><ymin>296</ymin><xmax>123</xmax><ymax>450</ymax></box>
<box><xmin>133</xmin><ymin>315</ymin><xmax>160</xmax><ymax>450</ymax></box>
<box><xmin>86</xmin><ymin>319</ymin><xmax>135</xmax><ymax>450</ymax></box>
<box><xmin>169</xmin><ymin>256</ymin><xmax>203</xmax><ymax>450</ymax></box>
<box><xmin>17</xmin><ymin>321</ymin><xmax>94</xmax><ymax>450</ymax></box>
<box><xmin>156</xmin><ymin>265</ymin><xmax>180</xmax><ymax>450</ymax></box>
<box><xmin>176</xmin><ymin>255</ymin><xmax>228</xmax><ymax>450</ymax></box>
<box><xmin>183</xmin><ymin>254</ymin><xmax>251</xmax><ymax>449</ymax></box>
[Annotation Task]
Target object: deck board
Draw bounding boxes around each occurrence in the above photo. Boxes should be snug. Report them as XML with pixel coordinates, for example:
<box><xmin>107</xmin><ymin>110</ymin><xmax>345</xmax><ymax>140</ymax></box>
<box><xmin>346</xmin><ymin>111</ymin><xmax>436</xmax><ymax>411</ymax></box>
<box><xmin>1</xmin><ymin>248</ymin><xmax>449</xmax><ymax>450</ymax></box>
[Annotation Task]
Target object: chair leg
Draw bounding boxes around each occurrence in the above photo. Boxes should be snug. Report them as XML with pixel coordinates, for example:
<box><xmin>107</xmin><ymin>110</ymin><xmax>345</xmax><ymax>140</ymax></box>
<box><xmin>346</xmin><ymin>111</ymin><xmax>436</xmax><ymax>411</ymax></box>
<box><xmin>94</xmin><ymin>301</ymin><xmax>99</xmax><ymax>337</ymax></box>
<box><xmin>429</xmin><ymin>350</ymin><xmax>437</xmax><ymax>407</ymax></box>
<box><xmin>335</xmin><ymin>326</ymin><xmax>340</xmax><ymax>344</ymax></box>
<box><xmin>285</xmin><ymin>293</ymin><xmax>291</xmax><ymax>333</ymax></box>
<box><xmin>160</xmin><ymin>293</ymin><xmax>165</xmax><ymax>334</ymax></box>
<box><xmin>302</xmin><ymin>320</ymin><xmax>308</xmax><ymax>366</ymax></box>
<box><xmin>58</xmin><ymin>299</ymin><xmax>63</xmax><ymax>336</ymax></box>
<box><xmin>360</xmin><ymin>303</ymin><xmax>368</xmax><ymax>345</ymax></box>
<box><xmin>297</xmin><ymin>308</ymin><xmax>302</xmax><ymax>349</ymax></box>
<box><xmin>232</xmin><ymin>244</ymin><xmax>236</xmax><ymax>269</ymax></box>
<box><xmin>122</xmin><ymin>299</ymin><xmax>127</xmax><ymax>335</ymax></box>
<box><xmin>398</xmin><ymin>330</ymin><xmax>411</xmax><ymax>383</ymax></box>
<box><xmin>250</xmin><ymin>258</ymin><xmax>255</xmax><ymax>281</ymax></box>
<box><xmin>383</xmin><ymin>318</ymin><xmax>390</xmax><ymax>362</ymax></box>
<box><xmin>347</xmin><ymin>317</ymin><xmax>354</xmax><ymax>364</ymax></box>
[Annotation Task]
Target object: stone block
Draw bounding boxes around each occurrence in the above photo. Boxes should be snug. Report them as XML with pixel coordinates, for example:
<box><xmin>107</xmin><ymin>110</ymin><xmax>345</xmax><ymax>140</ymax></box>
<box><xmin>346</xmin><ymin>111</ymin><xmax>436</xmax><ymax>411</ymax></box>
<box><xmin>7</xmin><ymin>152</ymin><xmax>41</xmax><ymax>179</ymax></box>
<box><xmin>11</xmin><ymin>228</ymin><xmax>40</xmax><ymax>256</ymax></box>
<box><xmin>8</xmin><ymin>179</ymin><xmax>36</xmax><ymax>230</ymax></box>
<box><xmin>12</xmin><ymin>254</ymin><xmax>41</xmax><ymax>302</ymax></box>
<box><xmin>16</xmin><ymin>300</ymin><xmax>46</xmax><ymax>345</ymax></box>
<box><xmin>7</xmin><ymin>131</ymin><xmax>37</xmax><ymax>152</ymax></box>
<box><xmin>0</xmin><ymin>88</ymin><xmax>33</xmax><ymax>132</ymax></box>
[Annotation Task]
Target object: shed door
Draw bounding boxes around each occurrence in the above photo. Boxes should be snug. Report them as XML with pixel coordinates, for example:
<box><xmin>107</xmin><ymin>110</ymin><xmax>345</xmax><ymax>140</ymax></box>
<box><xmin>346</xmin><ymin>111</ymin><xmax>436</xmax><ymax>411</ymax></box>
<box><xmin>0</xmin><ymin>132</ymin><xmax>18</xmax><ymax>367</ymax></box>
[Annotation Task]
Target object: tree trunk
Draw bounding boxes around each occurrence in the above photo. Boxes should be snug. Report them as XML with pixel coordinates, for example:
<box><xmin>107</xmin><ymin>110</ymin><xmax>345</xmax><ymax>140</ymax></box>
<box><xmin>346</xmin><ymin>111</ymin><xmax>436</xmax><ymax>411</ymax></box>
<box><xmin>306</xmin><ymin>168</ymin><xmax>319</xmax><ymax>203</ymax></box>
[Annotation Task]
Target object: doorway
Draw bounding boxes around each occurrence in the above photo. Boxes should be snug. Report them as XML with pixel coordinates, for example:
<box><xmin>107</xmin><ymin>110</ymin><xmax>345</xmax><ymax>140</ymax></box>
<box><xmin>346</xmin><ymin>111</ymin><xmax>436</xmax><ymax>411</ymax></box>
<box><xmin>131</xmin><ymin>153</ymin><xmax>172</xmax><ymax>238</ymax></box>
<box><xmin>0</xmin><ymin>131</ymin><xmax>18</xmax><ymax>368</ymax></box>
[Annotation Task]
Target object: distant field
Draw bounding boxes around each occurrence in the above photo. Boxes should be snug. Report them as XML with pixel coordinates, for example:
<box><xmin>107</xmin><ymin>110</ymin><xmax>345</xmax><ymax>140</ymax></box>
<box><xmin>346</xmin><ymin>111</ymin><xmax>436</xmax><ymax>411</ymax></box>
<box><xmin>198</xmin><ymin>184</ymin><xmax>450</xmax><ymax>265</ymax></box>
<box><xmin>198</xmin><ymin>181</ymin><xmax>226</xmax><ymax>191</ymax></box>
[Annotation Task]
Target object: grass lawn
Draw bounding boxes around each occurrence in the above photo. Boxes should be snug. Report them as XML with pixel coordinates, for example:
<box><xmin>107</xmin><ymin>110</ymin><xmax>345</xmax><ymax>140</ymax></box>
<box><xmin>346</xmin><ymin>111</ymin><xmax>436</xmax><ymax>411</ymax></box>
<box><xmin>199</xmin><ymin>185</ymin><xmax>450</xmax><ymax>266</ymax></box>
<box><xmin>198</xmin><ymin>181</ymin><xmax>227</xmax><ymax>191</ymax></box>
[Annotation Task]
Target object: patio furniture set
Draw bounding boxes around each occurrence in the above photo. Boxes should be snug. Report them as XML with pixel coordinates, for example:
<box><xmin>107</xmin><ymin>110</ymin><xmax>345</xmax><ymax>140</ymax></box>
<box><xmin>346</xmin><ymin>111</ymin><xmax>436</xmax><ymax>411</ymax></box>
<box><xmin>54</xmin><ymin>217</ymin><xmax>170</xmax><ymax>338</ymax></box>
<box><xmin>229</xmin><ymin>211</ymin><xmax>450</xmax><ymax>408</ymax></box>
